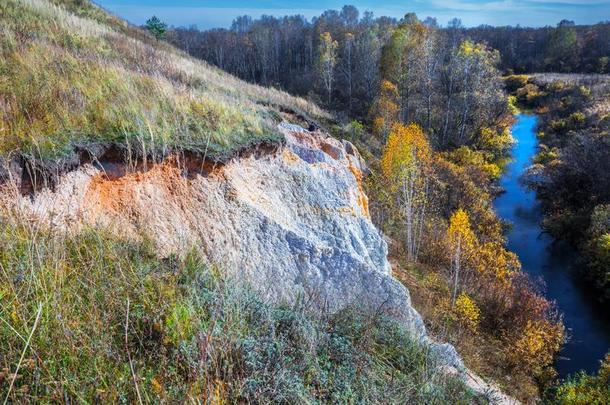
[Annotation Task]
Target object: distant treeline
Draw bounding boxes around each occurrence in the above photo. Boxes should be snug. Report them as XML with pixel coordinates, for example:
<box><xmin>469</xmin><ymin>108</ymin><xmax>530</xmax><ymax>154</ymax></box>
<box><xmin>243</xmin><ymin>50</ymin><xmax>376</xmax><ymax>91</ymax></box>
<box><xmin>166</xmin><ymin>6</ymin><xmax>610</xmax><ymax>117</ymax></box>
<box><xmin>465</xmin><ymin>22</ymin><xmax>610</xmax><ymax>74</ymax></box>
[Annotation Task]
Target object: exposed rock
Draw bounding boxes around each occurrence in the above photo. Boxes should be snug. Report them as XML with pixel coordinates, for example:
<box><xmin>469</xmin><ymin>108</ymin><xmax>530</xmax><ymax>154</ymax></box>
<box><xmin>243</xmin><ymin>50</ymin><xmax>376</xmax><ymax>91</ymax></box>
<box><xmin>462</xmin><ymin>369</ymin><xmax>521</xmax><ymax>405</ymax></box>
<box><xmin>1</xmin><ymin>124</ymin><xmax>524</xmax><ymax>396</ymax></box>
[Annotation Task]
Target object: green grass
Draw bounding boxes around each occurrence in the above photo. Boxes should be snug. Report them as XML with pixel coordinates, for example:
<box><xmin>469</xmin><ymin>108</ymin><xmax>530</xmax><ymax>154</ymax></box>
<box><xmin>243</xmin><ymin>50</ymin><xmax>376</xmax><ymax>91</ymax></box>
<box><xmin>0</xmin><ymin>0</ymin><xmax>328</xmax><ymax>165</ymax></box>
<box><xmin>545</xmin><ymin>354</ymin><xmax>610</xmax><ymax>404</ymax></box>
<box><xmin>0</xmin><ymin>214</ymin><xmax>479</xmax><ymax>403</ymax></box>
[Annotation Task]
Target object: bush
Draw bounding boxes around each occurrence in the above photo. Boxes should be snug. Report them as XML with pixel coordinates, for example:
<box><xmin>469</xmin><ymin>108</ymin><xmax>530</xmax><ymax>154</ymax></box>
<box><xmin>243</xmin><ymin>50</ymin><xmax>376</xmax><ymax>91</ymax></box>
<box><xmin>551</xmin><ymin>353</ymin><xmax>610</xmax><ymax>405</ymax></box>
<box><xmin>504</xmin><ymin>75</ymin><xmax>530</xmax><ymax>92</ymax></box>
<box><xmin>344</xmin><ymin>120</ymin><xmax>367</xmax><ymax>141</ymax></box>
<box><xmin>455</xmin><ymin>293</ymin><xmax>480</xmax><ymax>331</ymax></box>
<box><xmin>569</xmin><ymin>112</ymin><xmax>586</xmax><ymax>128</ymax></box>
<box><xmin>515</xmin><ymin>83</ymin><xmax>545</xmax><ymax>107</ymax></box>
<box><xmin>549</xmin><ymin>119</ymin><xmax>568</xmax><ymax>133</ymax></box>
<box><xmin>444</xmin><ymin>146</ymin><xmax>502</xmax><ymax>179</ymax></box>
<box><xmin>585</xmin><ymin>206</ymin><xmax>610</xmax><ymax>299</ymax></box>
<box><xmin>548</xmin><ymin>80</ymin><xmax>567</xmax><ymax>92</ymax></box>
<box><xmin>600</xmin><ymin>114</ymin><xmax>610</xmax><ymax>130</ymax></box>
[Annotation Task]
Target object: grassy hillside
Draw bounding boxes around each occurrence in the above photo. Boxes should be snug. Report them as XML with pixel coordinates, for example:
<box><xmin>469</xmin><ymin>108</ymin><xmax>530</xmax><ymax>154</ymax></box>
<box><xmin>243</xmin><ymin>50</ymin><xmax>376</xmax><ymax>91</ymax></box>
<box><xmin>0</xmin><ymin>0</ymin><xmax>327</xmax><ymax>167</ymax></box>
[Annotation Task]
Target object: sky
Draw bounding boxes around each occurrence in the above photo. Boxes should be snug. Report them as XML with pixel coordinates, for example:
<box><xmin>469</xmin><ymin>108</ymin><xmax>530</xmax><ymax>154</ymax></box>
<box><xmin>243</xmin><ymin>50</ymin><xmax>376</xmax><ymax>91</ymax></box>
<box><xmin>94</xmin><ymin>0</ymin><xmax>610</xmax><ymax>29</ymax></box>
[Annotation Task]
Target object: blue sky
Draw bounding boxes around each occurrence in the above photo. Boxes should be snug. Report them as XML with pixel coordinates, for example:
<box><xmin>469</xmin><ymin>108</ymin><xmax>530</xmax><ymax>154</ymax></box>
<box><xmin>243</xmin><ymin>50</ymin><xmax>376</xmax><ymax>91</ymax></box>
<box><xmin>95</xmin><ymin>0</ymin><xmax>610</xmax><ymax>28</ymax></box>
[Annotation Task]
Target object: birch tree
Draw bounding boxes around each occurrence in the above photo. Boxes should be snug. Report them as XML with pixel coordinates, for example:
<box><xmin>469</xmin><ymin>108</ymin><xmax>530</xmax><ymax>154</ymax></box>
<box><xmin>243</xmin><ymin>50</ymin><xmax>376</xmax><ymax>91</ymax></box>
<box><xmin>317</xmin><ymin>32</ymin><xmax>338</xmax><ymax>105</ymax></box>
<box><xmin>446</xmin><ymin>209</ymin><xmax>476</xmax><ymax>307</ymax></box>
<box><xmin>341</xmin><ymin>32</ymin><xmax>355</xmax><ymax>112</ymax></box>
<box><xmin>381</xmin><ymin>123</ymin><xmax>432</xmax><ymax>262</ymax></box>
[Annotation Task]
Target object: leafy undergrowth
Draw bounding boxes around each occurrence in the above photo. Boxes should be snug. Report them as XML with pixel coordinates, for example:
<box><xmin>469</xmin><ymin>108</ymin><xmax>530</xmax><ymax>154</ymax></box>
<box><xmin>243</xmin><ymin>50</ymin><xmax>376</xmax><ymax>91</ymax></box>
<box><xmin>0</xmin><ymin>215</ymin><xmax>479</xmax><ymax>403</ymax></box>
<box><xmin>546</xmin><ymin>353</ymin><xmax>610</xmax><ymax>405</ymax></box>
<box><xmin>0</xmin><ymin>0</ymin><xmax>328</xmax><ymax>165</ymax></box>
<box><xmin>392</xmin><ymin>256</ymin><xmax>546</xmax><ymax>402</ymax></box>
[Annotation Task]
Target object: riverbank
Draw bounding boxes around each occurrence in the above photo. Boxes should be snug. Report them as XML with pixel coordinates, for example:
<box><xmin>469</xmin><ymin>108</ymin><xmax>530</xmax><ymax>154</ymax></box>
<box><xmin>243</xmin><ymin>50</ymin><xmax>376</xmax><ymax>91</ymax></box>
<box><xmin>494</xmin><ymin>114</ymin><xmax>610</xmax><ymax>379</ymax></box>
<box><xmin>505</xmin><ymin>74</ymin><xmax>610</xmax><ymax>302</ymax></box>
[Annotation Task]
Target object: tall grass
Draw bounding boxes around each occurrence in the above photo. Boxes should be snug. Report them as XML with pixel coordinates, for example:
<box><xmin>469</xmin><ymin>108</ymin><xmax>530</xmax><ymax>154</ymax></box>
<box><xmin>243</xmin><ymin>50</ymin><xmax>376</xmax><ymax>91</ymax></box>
<box><xmin>0</xmin><ymin>0</ymin><xmax>328</xmax><ymax>166</ymax></box>
<box><xmin>0</xmin><ymin>213</ymin><xmax>479</xmax><ymax>403</ymax></box>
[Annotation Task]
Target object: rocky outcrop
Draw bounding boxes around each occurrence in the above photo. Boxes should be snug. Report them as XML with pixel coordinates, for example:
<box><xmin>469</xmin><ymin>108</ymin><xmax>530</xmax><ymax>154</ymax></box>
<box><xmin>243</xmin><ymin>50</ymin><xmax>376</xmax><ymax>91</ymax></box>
<box><xmin>12</xmin><ymin>124</ymin><xmax>435</xmax><ymax>340</ymax></box>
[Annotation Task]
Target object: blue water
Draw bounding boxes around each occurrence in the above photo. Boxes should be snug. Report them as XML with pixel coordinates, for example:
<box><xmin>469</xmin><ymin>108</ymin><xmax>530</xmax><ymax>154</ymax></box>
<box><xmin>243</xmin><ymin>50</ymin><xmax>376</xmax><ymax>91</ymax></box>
<box><xmin>494</xmin><ymin>114</ymin><xmax>610</xmax><ymax>378</ymax></box>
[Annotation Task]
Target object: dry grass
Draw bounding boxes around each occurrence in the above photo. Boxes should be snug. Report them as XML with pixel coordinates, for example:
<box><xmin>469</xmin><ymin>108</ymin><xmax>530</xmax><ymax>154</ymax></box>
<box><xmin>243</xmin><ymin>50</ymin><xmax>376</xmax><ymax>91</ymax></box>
<box><xmin>0</xmin><ymin>0</ymin><xmax>328</xmax><ymax>165</ymax></box>
<box><xmin>529</xmin><ymin>73</ymin><xmax>610</xmax><ymax>86</ymax></box>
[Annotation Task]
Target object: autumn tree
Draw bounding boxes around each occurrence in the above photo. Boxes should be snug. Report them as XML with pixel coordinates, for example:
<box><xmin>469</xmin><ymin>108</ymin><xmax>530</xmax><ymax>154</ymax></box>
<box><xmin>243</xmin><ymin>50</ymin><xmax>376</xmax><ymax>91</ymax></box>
<box><xmin>380</xmin><ymin>14</ymin><xmax>427</xmax><ymax>123</ymax></box>
<box><xmin>317</xmin><ymin>32</ymin><xmax>338</xmax><ymax>104</ymax></box>
<box><xmin>371</xmin><ymin>80</ymin><xmax>400</xmax><ymax>138</ymax></box>
<box><xmin>446</xmin><ymin>208</ymin><xmax>476</xmax><ymax>306</ymax></box>
<box><xmin>381</xmin><ymin>123</ymin><xmax>432</xmax><ymax>262</ymax></box>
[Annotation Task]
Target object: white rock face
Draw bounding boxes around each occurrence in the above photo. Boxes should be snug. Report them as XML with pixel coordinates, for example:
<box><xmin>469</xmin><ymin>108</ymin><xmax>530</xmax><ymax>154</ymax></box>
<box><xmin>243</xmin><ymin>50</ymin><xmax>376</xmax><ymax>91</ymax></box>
<box><xmin>9</xmin><ymin>123</ymin><xmax>461</xmax><ymax>368</ymax></box>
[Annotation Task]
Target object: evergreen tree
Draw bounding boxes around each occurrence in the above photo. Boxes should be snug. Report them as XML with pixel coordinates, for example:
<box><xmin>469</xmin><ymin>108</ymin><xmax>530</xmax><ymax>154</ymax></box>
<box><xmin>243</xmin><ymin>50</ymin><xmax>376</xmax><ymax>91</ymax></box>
<box><xmin>145</xmin><ymin>16</ymin><xmax>167</xmax><ymax>40</ymax></box>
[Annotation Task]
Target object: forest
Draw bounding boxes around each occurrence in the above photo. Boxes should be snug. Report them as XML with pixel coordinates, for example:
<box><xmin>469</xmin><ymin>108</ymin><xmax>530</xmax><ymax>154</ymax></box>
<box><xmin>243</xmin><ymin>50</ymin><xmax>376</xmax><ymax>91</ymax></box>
<box><xmin>167</xmin><ymin>6</ymin><xmax>610</xmax><ymax>119</ymax></box>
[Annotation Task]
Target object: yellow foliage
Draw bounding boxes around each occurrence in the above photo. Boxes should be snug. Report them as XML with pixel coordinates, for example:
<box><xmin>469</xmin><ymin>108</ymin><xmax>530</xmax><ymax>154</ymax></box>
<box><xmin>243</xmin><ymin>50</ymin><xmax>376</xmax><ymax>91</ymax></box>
<box><xmin>475</xmin><ymin>241</ymin><xmax>520</xmax><ymax>283</ymax></box>
<box><xmin>381</xmin><ymin>79</ymin><xmax>399</xmax><ymax>94</ymax></box>
<box><xmin>459</xmin><ymin>40</ymin><xmax>484</xmax><ymax>56</ymax></box>
<box><xmin>478</xmin><ymin>127</ymin><xmax>514</xmax><ymax>156</ymax></box>
<box><xmin>513</xmin><ymin>320</ymin><xmax>564</xmax><ymax>374</ymax></box>
<box><xmin>372</xmin><ymin>117</ymin><xmax>386</xmax><ymax>138</ymax></box>
<box><xmin>381</xmin><ymin>123</ymin><xmax>431</xmax><ymax>182</ymax></box>
<box><xmin>151</xmin><ymin>378</ymin><xmax>164</xmax><ymax>396</ymax></box>
<box><xmin>319</xmin><ymin>32</ymin><xmax>339</xmax><ymax>62</ymax></box>
<box><xmin>371</xmin><ymin>80</ymin><xmax>400</xmax><ymax>137</ymax></box>
<box><xmin>455</xmin><ymin>293</ymin><xmax>480</xmax><ymax>330</ymax></box>
<box><xmin>446</xmin><ymin>209</ymin><xmax>476</xmax><ymax>254</ymax></box>
<box><xmin>445</xmin><ymin>146</ymin><xmax>502</xmax><ymax>179</ymax></box>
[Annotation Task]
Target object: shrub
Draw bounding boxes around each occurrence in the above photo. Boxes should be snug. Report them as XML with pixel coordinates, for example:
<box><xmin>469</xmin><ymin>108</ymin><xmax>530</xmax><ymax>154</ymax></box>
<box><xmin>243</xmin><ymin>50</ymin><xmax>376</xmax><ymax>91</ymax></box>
<box><xmin>445</xmin><ymin>146</ymin><xmax>501</xmax><ymax>179</ymax></box>
<box><xmin>578</xmin><ymin>85</ymin><xmax>592</xmax><ymax>99</ymax></box>
<box><xmin>455</xmin><ymin>293</ymin><xmax>480</xmax><ymax>331</ymax></box>
<box><xmin>511</xmin><ymin>319</ymin><xmax>564</xmax><ymax>377</ymax></box>
<box><xmin>551</xmin><ymin>353</ymin><xmax>610</xmax><ymax>405</ymax></box>
<box><xmin>504</xmin><ymin>75</ymin><xmax>529</xmax><ymax>92</ymax></box>
<box><xmin>515</xmin><ymin>83</ymin><xmax>545</xmax><ymax>107</ymax></box>
<box><xmin>569</xmin><ymin>112</ymin><xmax>586</xmax><ymax>128</ymax></box>
<box><xmin>600</xmin><ymin>114</ymin><xmax>610</xmax><ymax>130</ymax></box>
<box><xmin>548</xmin><ymin>80</ymin><xmax>567</xmax><ymax>92</ymax></box>
<box><xmin>508</xmin><ymin>95</ymin><xmax>519</xmax><ymax>114</ymax></box>
<box><xmin>549</xmin><ymin>119</ymin><xmax>568</xmax><ymax>133</ymax></box>
<box><xmin>344</xmin><ymin>120</ymin><xmax>367</xmax><ymax>141</ymax></box>
<box><xmin>586</xmin><ymin>233</ymin><xmax>610</xmax><ymax>300</ymax></box>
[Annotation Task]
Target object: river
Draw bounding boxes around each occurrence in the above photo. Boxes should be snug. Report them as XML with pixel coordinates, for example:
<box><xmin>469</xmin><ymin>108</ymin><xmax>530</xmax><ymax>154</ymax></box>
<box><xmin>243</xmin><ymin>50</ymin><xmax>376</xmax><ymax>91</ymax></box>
<box><xmin>493</xmin><ymin>113</ymin><xmax>610</xmax><ymax>378</ymax></box>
